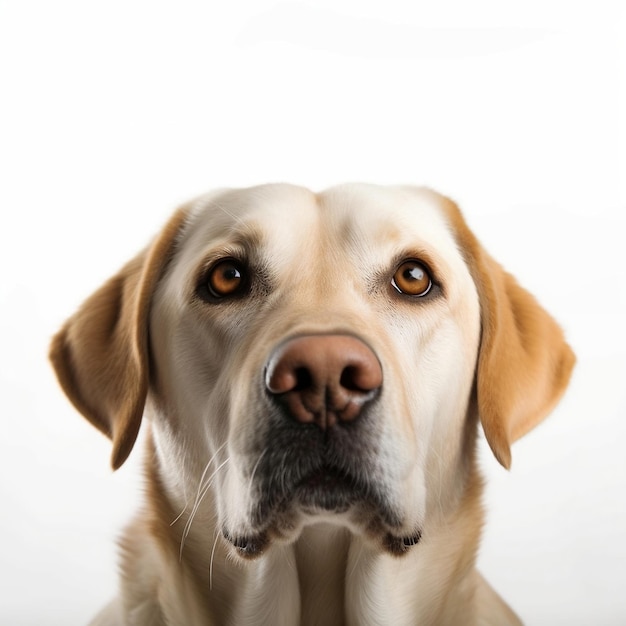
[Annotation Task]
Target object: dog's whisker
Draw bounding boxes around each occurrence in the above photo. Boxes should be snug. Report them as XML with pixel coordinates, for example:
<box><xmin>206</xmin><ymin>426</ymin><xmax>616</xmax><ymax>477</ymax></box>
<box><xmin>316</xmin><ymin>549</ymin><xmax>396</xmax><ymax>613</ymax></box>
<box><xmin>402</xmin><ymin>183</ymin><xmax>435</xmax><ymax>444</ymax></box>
<box><xmin>181</xmin><ymin>472</ymin><xmax>225</xmax><ymax>556</ymax></box>
<box><xmin>195</xmin><ymin>442</ymin><xmax>229</xmax><ymax>501</ymax></box>
<box><xmin>180</xmin><ymin>456</ymin><xmax>231</xmax><ymax>561</ymax></box>
<box><xmin>171</xmin><ymin>442</ymin><xmax>227</xmax><ymax>527</ymax></box>
<box><xmin>209</xmin><ymin>529</ymin><xmax>221</xmax><ymax>591</ymax></box>
<box><xmin>170</xmin><ymin>505</ymin><xmax>188</xmax><ymax>527</ymax></box>
<box><xmin>194</xmin><ymin>458</ymin><xmax>230</xmax><ymax>515</ymax></box>
<box><xmin>247</xmin><ymin>448</ymin><xmax>267</xmax><ymax>502</ymax></box>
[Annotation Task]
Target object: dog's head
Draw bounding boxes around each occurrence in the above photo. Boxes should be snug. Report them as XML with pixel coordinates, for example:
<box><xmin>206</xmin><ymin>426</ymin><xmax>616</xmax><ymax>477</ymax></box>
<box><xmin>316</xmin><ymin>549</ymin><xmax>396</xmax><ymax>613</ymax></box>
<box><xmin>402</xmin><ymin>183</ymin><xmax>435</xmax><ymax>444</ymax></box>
<box><xmin>50</xmin><ymin>184</ymin><xmax>574</xmax><ymax>558</ymax></box>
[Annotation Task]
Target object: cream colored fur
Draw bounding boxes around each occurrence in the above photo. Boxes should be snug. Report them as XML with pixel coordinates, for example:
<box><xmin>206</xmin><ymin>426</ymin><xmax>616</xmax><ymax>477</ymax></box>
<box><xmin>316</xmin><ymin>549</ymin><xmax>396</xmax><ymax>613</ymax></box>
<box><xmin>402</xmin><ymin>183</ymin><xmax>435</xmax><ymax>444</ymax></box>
<box><xmin>50</xmin><ymin>184</ymin><xmax>575</xmax><ymax>625</ymax></box>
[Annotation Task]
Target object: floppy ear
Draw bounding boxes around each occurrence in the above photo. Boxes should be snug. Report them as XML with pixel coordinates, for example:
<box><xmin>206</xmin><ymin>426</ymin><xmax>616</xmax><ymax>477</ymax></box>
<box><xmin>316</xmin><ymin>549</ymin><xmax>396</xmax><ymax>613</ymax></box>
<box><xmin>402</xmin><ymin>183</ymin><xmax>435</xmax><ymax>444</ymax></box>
<box><xmin>441</xmin><ymin>197</ymin><xmax>575</xmax><ymax>469</ymax></box>
<box><xmin>49</xmin><ymin>208</ymin><xmax>189</xmax><ymax>470</ymax></box>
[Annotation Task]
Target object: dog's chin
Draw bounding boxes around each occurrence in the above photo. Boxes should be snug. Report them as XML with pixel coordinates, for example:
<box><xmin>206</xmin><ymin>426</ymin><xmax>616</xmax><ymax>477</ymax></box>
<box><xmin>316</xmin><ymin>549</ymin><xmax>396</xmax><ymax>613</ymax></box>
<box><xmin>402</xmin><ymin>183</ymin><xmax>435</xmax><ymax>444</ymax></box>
<box><xmin>294</xmin><ymin>464</ymin><xmax>369</xmax><ymax>512</ymax></box>
<box><xmin>222</xmin><ymin>467</ymin><xmax>422</xmax><ymax>560</ymax></box>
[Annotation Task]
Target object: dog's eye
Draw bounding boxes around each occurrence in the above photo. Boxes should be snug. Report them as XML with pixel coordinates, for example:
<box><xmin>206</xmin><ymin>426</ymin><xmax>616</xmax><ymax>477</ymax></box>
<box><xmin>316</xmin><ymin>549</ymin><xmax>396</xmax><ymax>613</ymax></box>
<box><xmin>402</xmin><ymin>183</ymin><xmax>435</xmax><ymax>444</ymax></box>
<box><xmin>206</xmin><ymin>259</ymin><xmax>247</xmax><ymax>298</ymax></box>
<box><xmin>392</xmin><ymin>260</ymin><xmax>432</xmax><ymax>297</ymax></box>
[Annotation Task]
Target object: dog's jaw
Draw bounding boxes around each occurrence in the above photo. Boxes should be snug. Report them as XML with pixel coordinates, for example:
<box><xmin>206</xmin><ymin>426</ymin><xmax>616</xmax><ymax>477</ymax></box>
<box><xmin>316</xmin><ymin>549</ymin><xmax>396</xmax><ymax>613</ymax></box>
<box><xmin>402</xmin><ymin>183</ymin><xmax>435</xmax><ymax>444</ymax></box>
<box><xmin>201</xmin><ymin>371</ymin><xmax>429</xmax><ymax>559</ymax></box>
<box><xmin>140</xmin><ymin>426</ymin><xmax>488</xmax><ymax>626</ymax></box>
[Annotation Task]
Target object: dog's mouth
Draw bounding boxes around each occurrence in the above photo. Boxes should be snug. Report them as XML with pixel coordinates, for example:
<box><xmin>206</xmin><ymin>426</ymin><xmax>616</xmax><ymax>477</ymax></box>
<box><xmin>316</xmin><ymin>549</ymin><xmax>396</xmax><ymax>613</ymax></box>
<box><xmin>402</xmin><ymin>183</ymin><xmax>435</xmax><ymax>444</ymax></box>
<box><xmin>294</xmin><ymin>464</ymin><xmax>365</xmax><ymax>512</ymax></box>
<box><xmin>220</xmin><ymin>403</ymin><xmax>423</xmax><ymax>559</ymax></box>
<box><xmin>221</xmin><ymin>465</ymin><xmax>363</xmax><ymax>559</ymax></box>
<box><xmin>252</xmin><ymin>461</ymin><xmax>379</xmax><ymax>523</ymax></box>
<box><xmin>221</xmin><ymin>460</ymin><xmax>422</xmax><ymax>559</ymax></box>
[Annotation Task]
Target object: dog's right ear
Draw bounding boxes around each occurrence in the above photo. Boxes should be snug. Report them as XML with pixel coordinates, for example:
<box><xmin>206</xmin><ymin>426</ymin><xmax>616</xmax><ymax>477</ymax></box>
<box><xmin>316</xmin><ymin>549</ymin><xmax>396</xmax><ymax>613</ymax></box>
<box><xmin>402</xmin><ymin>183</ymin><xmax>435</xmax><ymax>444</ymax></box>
<box><xmin>49</xmin><ymin>208</ymin><xmax>189</xmax><ymax>470</ymax></box>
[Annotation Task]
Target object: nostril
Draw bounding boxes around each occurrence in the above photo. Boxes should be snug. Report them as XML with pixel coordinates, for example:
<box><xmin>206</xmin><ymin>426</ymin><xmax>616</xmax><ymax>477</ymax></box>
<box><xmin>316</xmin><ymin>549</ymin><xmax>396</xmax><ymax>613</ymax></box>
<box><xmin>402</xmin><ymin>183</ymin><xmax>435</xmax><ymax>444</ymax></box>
<box><xmin>340</xmin><ymin>360</ymin><xmax>383</xmax><ymax>395</ymax></box>
<box><xmin>293</xmin><ymin>367</ymin><xmax>313</xmax><ymax>391</ymax></box>
<box><xmin>265</xmin><ymin>363</ymin><xmax>314</xmax><ymax>395</ymax></box>
<box><xmin>340</xmin><ymin>366</ymin><xmax>363</xmax><ymax>392</ymax></box>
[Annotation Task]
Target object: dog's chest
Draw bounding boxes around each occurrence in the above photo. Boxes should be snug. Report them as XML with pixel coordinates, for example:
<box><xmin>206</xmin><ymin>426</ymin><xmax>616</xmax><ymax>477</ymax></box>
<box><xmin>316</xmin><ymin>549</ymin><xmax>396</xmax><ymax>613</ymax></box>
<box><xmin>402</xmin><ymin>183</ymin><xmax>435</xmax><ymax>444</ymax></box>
<box><xmin>295</xmin><ymin>524</ymin><xmax>351</xmax><ymax>626</ymax></box>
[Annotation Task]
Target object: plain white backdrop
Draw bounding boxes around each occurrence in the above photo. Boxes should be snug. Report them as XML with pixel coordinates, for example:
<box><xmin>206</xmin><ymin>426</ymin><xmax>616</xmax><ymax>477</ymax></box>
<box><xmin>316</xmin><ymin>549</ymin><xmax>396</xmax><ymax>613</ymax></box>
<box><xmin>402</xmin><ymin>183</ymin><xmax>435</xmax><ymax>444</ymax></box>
<box><xmin>1</xmin><ymin>1</ymin><xmax>625</xmax><ymax>624</ymax></box>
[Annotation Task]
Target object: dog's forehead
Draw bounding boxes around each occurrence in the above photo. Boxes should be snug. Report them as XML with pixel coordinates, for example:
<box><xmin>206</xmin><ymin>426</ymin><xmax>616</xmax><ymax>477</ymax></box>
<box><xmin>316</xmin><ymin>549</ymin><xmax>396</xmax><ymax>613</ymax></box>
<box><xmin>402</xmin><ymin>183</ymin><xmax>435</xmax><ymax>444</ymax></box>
<box><xmin>181</xmin><ymin>184</ymin><xmax>460</xmax><ymax>267</ymax></box>
<box><xmin>318</xmin><ymin>184</ymin><xmax>458</xmax><ymax>254</ymax></box>
<box><xmin>182</xmin><ymin>184</ymin><xmax>318</xmax><ymax>262</ymax></box>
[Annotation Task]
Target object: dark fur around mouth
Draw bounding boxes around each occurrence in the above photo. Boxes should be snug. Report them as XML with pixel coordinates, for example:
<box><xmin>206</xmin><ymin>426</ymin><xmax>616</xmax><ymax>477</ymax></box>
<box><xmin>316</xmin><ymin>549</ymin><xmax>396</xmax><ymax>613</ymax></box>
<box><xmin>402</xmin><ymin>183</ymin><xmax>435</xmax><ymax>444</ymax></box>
<box><xmin>250</xmin><ymin>459</ymin><xmax>383</xmax><ymax>527</ymax></box>
<box><xmin>294</xmin><ymin>464</ymin><xmax>369</xmax><ymax>511</ymax></box>
<box><xmin>249</xmin><ymin>412</ymin><xmax>388</xmax><ymax>522</ymax></box>
<box><xmin>223</xmin><ymin>449</ymin><xmax>423</xmax><ymax>558</ymax></box>
<box><xmin>222</xmin><ymin>398</ymin><xmax>423</xmax><ymax>557</ymax></box>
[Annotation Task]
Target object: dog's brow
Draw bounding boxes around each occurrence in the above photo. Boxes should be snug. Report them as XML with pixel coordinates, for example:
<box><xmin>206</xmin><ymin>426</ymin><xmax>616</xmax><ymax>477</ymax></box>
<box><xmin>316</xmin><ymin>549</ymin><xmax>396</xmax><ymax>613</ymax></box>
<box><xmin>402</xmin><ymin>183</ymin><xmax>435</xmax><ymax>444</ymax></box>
<box><xmin>195</xmin><ymin>218</ymin><xmax>265</xmax><ymax>256</ymax></box>
<box><xmin>226</xmin><ymin>224</ymin><xmax>264</xmax><ymax>251</ymax></box>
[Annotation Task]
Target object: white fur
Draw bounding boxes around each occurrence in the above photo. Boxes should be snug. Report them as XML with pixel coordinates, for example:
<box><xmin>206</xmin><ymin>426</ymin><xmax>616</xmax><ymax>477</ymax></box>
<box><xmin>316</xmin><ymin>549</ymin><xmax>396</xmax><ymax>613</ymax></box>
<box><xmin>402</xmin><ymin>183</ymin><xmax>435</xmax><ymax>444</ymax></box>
<box><xmin>80</xmin><ymin>184</ymin><xmax>526</xmax><ymax>625</ymax></box>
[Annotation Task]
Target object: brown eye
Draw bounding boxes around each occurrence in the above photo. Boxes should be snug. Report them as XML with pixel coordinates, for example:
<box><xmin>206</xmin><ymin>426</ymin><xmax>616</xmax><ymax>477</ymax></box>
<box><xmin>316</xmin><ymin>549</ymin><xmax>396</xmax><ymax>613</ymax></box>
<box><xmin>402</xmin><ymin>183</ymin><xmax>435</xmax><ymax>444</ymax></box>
<box><xmin>206</xmin><ymin>259</ymin><xmax>246</xmax><ymax>298</ymax></box>
<box><xmin>392</xmin><ymin>260</ymin><xmax>432</xmax><ymax>297</ymax></box>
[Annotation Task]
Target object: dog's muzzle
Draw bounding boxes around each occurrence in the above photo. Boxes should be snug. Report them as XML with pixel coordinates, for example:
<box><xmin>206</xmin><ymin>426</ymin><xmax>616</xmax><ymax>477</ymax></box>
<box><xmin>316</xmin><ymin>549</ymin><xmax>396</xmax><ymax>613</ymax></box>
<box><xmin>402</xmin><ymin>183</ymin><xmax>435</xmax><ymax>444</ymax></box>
<box><xmin>253</xmin><ymin>334</ymin><xmax>388</xmax><ymax>519</ymax></box>
<box><xmin>223</xmin><ymin>334</ymin><xmax>422</xmax><ymax>557</ymax></box>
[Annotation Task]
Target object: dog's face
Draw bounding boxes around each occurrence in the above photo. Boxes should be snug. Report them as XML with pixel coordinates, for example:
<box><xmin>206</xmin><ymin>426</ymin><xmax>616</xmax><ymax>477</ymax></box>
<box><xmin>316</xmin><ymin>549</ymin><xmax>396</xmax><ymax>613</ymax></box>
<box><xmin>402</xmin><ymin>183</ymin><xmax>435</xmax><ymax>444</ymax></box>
<box><xmin>149</xmin><ymin>184</ymin><xmax>482</xmax><ymax>556</ymax></box>
<box><xmin>50</xmin><ymin>184</ymin><xmax>574</xmax><ymax>562</ymax></box>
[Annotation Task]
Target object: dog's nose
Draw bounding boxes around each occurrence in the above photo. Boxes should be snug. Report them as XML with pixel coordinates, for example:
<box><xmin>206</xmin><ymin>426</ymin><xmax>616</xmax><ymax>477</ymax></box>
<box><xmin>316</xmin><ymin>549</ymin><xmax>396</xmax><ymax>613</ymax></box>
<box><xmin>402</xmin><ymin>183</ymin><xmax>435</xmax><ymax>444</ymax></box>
<box><xmin>265</xmin><ymin>335</ymin><xmax>382</xmax><ymax>429</ymax></box>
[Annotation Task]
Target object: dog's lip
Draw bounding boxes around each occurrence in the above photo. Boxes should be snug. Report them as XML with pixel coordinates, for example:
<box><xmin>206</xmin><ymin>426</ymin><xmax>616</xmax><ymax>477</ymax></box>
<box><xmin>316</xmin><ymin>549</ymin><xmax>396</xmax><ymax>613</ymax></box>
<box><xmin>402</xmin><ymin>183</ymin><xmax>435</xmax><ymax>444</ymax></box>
<box><xmin>222</xmin><ymin>528</ymin><xmax>269</xmax><ymax>559</ymax></box>
<box><xmin>290</xmin><ymin>463</ymin><xmax>374</xmax><ymax>516</ymax></box>
<box><xmin>296</xmin><ymin>464</ymin><xmax>359</xmax><ymax>491</ymax></box>
<box><xmin>249</xmin><ymin>462</ymin><xmax>375</xmax><ymax>530</ymax></box>
<box><xmin>383</xmin><ymin>530</ymin><xmax>423</xmax><ymax>555</ymax></box>
<box><xmin>236</xmin><ymin>464</ymin><xmax>422</xmax><ymax>558</ymax></box>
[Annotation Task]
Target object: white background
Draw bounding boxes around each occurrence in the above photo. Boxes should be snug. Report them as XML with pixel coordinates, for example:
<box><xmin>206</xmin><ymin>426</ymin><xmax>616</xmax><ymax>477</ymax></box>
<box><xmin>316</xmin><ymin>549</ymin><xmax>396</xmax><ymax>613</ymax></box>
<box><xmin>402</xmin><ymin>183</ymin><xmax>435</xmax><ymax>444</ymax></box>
<box><xmin>1</xmin><ymin>1</ymin><xmax>625</xmax><ymax>624</ymax></box>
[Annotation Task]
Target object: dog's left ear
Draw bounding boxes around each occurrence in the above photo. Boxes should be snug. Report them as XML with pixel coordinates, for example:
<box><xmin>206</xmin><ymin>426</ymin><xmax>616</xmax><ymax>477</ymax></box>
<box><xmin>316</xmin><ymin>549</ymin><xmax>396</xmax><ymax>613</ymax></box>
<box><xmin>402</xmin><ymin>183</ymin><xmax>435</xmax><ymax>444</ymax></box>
<box><xmin>49</xmin><ymin>207</ymin><xmax>189</xmax><ymax>470</ymax></box>
<box><xmin>441</xmin><ymin>197</ymin><xmax>576</xmax><ymax>469</ymax></box>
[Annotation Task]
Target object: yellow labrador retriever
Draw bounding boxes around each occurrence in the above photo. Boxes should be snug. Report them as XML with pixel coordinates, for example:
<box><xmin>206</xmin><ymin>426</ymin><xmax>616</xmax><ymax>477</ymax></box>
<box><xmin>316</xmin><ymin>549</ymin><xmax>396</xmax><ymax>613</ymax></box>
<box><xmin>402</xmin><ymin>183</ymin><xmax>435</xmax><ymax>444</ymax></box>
<box><xmin>50</xmin><ymin>184</ymin><xmax>574</xmax><ymax>626</ymax></box>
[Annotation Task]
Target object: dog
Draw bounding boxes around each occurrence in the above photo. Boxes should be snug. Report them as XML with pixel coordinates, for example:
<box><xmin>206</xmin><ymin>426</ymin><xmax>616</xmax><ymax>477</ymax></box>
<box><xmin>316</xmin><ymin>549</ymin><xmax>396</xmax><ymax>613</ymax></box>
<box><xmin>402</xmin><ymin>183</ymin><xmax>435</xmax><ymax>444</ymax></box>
<box><xmin>50</xmin><ymin>184</ymin><xmax>575</xmax><ymax>625</ymax></box>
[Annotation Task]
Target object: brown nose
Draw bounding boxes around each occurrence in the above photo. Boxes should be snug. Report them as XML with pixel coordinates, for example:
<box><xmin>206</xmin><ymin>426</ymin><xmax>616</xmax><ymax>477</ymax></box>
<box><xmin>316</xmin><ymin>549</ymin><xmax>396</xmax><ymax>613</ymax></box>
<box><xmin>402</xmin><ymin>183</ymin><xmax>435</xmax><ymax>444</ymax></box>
<box><xmin>265</xmin><ymin>335</ymin><xmax>383</xmax><ymax>430</ymax></box>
